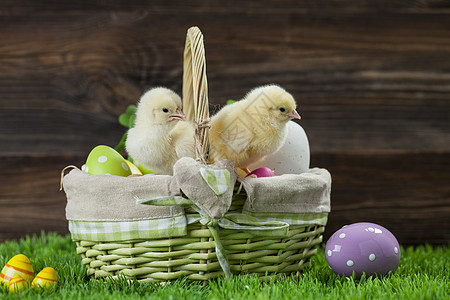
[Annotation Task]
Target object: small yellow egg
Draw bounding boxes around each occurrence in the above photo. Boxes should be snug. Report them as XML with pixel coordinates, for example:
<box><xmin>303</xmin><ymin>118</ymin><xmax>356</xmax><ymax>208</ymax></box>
<box><xmin>236</xmin><ymin>168</ymin><xmax>248</xmax><ymax>178</ymax></box>
<box><xmin>0</xmin><ymin>254</ymin><xmax>34</xmax><ymax>285</ymax></box>
<box><xmin>125</xmin><ymin>159</ymin><xmax>142</xmax><ymax>175</ymax></box>
<box><xmin>8</xmin><ymin>275</ymin><xmax>28</xmax><ymax>292</ymax></box>
<box><xmin>31</xmin><ymin>267</ymin><xmax>57</xmax><ymax>289</ymax></box>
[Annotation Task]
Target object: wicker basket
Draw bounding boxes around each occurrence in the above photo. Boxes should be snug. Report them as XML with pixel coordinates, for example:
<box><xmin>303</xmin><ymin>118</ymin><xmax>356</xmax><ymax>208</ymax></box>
<box><xmin>75</xmin><ymin>225</ymin><xmax>324</xmax><ymax>282</ymax></box>
<box><xmin>63</xmin><ymin>27</ymin><xmax>330</xmax><ymax>282</ymax></box>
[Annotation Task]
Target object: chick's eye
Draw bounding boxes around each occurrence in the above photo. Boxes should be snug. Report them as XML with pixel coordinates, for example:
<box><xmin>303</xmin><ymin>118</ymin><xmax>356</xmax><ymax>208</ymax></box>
<box><xmin>162</xmin><ymin>108</ymin><xmax>169</xmax><ymax>113</ymax></box>
<box><xmin>279</xmin><ymin>107</ymin><xmax>286</xmax><ymax>113</ymax></box>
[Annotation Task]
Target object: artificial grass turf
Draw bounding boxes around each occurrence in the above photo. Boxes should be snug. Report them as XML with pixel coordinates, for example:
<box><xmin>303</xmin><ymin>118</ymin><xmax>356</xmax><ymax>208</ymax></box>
<box><xmin>0</xmin><ymin>232</ymin><xmax>448</xmax><ymax>299</ymax></box>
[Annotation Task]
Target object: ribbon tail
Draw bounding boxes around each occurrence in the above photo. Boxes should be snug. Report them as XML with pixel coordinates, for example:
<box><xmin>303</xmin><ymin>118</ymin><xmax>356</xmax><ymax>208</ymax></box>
<box><xmin>208</xmin><ymin>225</ymin><xmax>232</xmax><ymax>280</ymax></box>
<box><xmin>219</xmin><ymin>213</ymin><xmax>290</xmax><ymax>238</ymax></box>
<box><xmin>137</xmin><ymin>196</ymin><xmax>194</xmax><ymax>207</ymax></box>
<box><xmin>194</xmin><ymin>206</ymin><xmax>232</xmax><ymax>280</ymax></box>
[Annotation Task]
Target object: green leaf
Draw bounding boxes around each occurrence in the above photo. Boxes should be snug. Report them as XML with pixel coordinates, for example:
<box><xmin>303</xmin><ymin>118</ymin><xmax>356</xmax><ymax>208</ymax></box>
<box><xmin>115</xmin><ymin>105</ymin><xmax>137</xmax><ymax>152</ymax></box>
<box><xmin>118</xmin><ymin>105</ymin><xmax>137</xmax><ymax>128</ymax></box>
<box><xmin>226</xmin><ymin>100</ymin><xmax>236</xmax><ymax>105</ymax></box>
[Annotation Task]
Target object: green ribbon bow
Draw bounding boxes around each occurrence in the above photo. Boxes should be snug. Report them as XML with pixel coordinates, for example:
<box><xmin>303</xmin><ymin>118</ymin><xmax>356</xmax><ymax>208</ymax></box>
<box><xmin>137</xmin><ymin>196</ymin><xmax>289</xmax><ymax>279</ymax></box>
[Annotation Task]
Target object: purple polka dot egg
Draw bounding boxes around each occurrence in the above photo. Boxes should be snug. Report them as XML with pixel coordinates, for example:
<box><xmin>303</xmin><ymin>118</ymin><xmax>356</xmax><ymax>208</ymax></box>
<box><xmin>325</xmin><ymin>222</ymin><xmax>400</xmax><ymax>278</ymax></box>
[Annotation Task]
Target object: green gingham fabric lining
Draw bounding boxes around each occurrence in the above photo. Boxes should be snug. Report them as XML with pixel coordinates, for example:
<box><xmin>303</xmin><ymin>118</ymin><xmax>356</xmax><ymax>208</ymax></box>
<box><xmin>68</xmin><ymin>212</ymin><xmax>327</xmax><ymax>243</ymax></box>
<box><xmin>68</xmin><ymin>215</ymin><xmax>187</xmax><ymax>242</ymax></box>
<box><xmin>242</xmin><ymin>211</ymin><xmax>328</xmax><ymax>226</ymax></box>
<box><xmin>199</xmin><ymin>167</ymin><xmax>231</xmax><ymax>196</ymax></box>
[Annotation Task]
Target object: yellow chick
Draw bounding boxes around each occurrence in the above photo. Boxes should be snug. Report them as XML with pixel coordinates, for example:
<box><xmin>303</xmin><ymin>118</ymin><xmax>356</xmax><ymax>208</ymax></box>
<box><xmin>125</xmin><ymin>87</ymin><xmax>195</xmax><ymax>175</ymax></box>
<box><xmin>209</xmin><ymin>84</ymin><xmax>300</xmax><ymax>174</ymax></box>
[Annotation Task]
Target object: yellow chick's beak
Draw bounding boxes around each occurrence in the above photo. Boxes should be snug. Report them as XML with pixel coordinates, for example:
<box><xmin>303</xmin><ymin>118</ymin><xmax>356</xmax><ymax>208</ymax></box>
<box><xmin>287</xmin><ymin>109</ymin><xmax>301</xmax><ymax>120</ymax></box>
<box><xmin>169</xmin><ymin>108</ymin><xmax>185</xmax><ymax>121</ymax></box>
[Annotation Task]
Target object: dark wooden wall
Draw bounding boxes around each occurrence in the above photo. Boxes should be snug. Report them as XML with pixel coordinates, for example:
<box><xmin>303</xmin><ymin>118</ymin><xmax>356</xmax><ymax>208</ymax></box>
<box><xmin>1</xmin><ymin>1</ymin><xmax>449</xmax><ymax>245</ymax></box>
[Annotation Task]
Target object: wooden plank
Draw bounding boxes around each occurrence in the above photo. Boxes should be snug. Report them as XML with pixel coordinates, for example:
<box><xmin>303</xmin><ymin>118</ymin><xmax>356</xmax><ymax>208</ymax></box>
<box><xmin>0</xmin><ymin>1</ymin><xmax>449</xmax><ymax>13</ymax></box>
<box><xmin>0</xmin><ymin>153</ymin><xmax>448</xmax><ymax>245</ymax></box>
<box><xmin>311</xmin><ymin>152</ymin><xmax>450</xmax><ymax>245</ymax></box>
<box><xmin>0</xmin><ymin>155</ymin><xmax>84</xmax><ymax>241</ymax></box>
<box><xmin>1</xmin><ymin>11</ymin><xmax>449</xmax><ymax>155</ymax></box>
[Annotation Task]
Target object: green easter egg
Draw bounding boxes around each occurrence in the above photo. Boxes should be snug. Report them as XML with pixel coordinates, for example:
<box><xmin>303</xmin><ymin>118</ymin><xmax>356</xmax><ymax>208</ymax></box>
<box><xmin>85</xmin><ymin>145</ymin><xmax>132</xmax><ymax>176</ymax></box>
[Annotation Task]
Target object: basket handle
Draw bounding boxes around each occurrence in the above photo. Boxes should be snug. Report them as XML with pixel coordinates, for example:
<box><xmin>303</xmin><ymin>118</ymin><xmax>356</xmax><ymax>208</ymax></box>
<box><xmin>182</xmin><ymin>26</ymin><xmax>210</xmax><ymax>163</ymax></box>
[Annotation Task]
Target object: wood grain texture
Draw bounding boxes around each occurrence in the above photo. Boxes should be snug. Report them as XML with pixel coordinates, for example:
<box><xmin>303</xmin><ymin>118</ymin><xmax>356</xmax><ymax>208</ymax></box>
<box><xmin>0</xmin><ymin>2</ymin><xmax>449</xmax><ymax>244</ymax></box>
<box><xmin>0</xmin><ymin>0</ymin><xmax>449</xmax><ymax>13</ymax></box>
<box><xmin>1</xmin><ymin>9</ymin><xmax>449</xmax><ymax>154</ymax></box>
<box><xmin>311</xmin><ymin>152</ymin><xmax>450</xmax><ymax>245</ymax></box>
<box><xmin>0</xmin><ymin>155</ymin><xmax>83</xmax><ymax>241</ymax></box>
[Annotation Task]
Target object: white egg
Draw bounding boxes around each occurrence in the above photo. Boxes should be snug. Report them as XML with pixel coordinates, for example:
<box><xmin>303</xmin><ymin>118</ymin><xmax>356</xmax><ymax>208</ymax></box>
<box><xmin>248</xmin><ymin>121</ymin><xmax>310</xmax><ymax>175</ymax></box>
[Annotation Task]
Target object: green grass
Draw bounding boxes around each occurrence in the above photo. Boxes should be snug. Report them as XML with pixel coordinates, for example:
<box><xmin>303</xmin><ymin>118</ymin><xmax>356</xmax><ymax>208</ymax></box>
<box><xmin>0</xmin><ymin>232</ymin><xmax>448</xmax><ymax>299</ymax></box>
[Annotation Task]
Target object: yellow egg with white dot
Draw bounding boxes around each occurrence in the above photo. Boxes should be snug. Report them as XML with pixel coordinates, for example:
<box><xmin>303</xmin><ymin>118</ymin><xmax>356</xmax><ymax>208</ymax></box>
<box><xmin>8</xmin><ymin>275</ymin><xmax>28</xmax><ymax>292</ymax></box>
<box><xmin>0</xmin><ymin>254</ymin><xmax>34</xmax><ymax>285</ymax></box>
<box><xmin>125</xmin><ymin>159</ymin><xmax>142</xmax><ymax>175</ymax></box>
<box><xmin>85</xmin><ymin>145</ymin><xmax>132</xmax><ymax>176</ymax></box>
<box><xmin>31</xmin><ymin>267</ymin><xmax>57</xmax><ymax>289</ymax></box>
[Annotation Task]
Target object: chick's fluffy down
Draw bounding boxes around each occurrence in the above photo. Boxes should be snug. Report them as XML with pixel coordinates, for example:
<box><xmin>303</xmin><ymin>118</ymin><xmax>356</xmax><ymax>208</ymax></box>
<box><xmin>125</xmin><ymin>87</ymin><xmax>195</xmax><ymax>175</ymax></box>
<box><xmin>209</xmin><ymin>84</ymin><xmax>300</xmax><ymax>170</ymax></box>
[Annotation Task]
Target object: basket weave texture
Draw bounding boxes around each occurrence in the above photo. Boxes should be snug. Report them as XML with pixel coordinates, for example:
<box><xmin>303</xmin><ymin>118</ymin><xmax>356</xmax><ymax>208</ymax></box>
<box><xmin>76</xmin><ymin>224</ymin><xmax>324</xmax><ymax>282</ymax></box>
<box><xmin>64</xmin><ymin>26</ymin><xmax>330</xmax><ymax>282</ymax></box>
